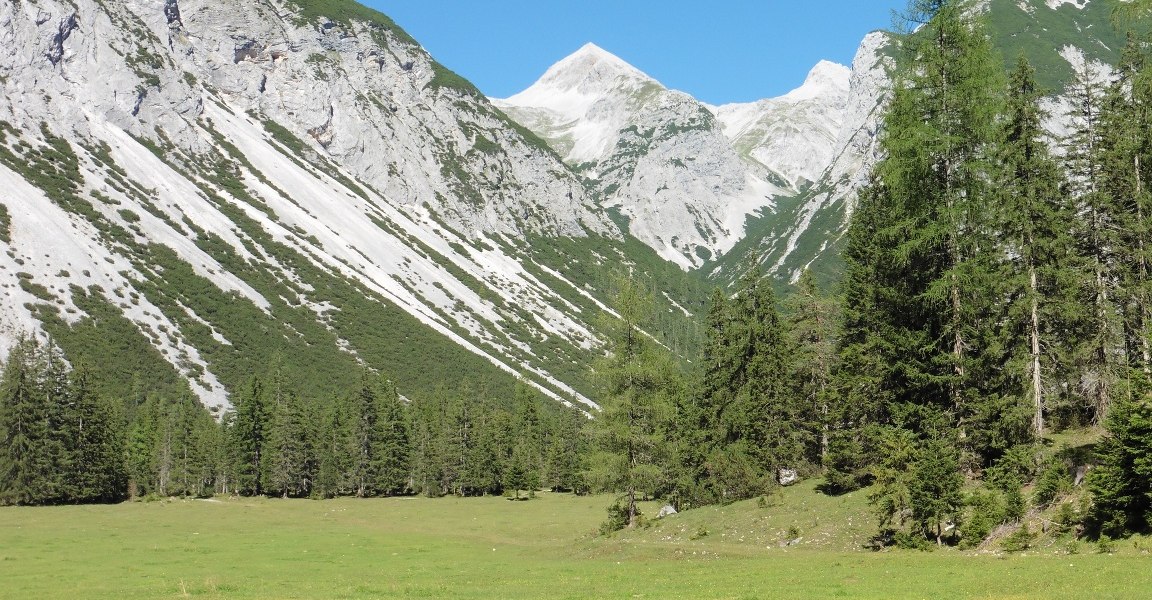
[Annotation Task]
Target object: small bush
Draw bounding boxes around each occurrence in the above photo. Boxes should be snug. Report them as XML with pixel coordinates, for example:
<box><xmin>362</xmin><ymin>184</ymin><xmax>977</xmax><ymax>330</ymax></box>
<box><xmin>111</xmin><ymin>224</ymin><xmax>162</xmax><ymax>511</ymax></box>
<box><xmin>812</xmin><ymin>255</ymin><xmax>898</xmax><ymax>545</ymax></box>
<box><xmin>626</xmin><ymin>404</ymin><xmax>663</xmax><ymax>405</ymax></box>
<box><xmin>893</xmin><ymin>530</ymin><xmax>933</xmax><ymax>551</ymax></box>
<box><xmin>1002</xmin><ymin>524</ymin><xmax>1035</xmax><ymax>553</ymax></box>
<box><xmin>1033</xmin><ymin>458</ymin><xmax>1071</xmax><ymax>508</ymax></box>
<box><xmin>599</xmin><ymin>500</ymin><xmax>632</xmax><ymax>535</ymax></box>
<box><xmin>986</xmin><ymin>444</ymin><xmax>1039</xmax><ymax>491</ymax></box>
<box><xmin>1054</xmin><ymin>502</ymin><xmax>1079</xmax><ymax>534</ymax></box>
<box><xmin>1003</xmin><ymin>483</ymin><xmax>1026</xmax><ymax>523</ymax></box>
<box><xmin>961</xmin><ymin>489</ymin><xmax>1003</xmax><ymax>548</ymax></box>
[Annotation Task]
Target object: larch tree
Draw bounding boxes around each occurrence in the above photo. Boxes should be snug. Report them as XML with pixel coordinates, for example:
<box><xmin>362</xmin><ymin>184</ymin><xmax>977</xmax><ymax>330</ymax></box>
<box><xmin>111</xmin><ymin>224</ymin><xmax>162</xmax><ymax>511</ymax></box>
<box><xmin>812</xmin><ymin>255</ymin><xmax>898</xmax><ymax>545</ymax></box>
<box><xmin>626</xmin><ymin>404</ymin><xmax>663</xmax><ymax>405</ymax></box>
<box><xmin>585</xmin><ymin>278</ymin><xmax>678</xmax><ymax>528</ymax></box>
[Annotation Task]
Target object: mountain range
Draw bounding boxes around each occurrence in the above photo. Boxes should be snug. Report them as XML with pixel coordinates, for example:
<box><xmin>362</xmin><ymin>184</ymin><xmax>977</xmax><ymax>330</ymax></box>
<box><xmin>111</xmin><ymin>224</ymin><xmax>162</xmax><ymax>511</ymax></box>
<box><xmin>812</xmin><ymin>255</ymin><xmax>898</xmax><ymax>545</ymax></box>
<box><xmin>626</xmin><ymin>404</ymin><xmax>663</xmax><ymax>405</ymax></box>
<box><xmin>0</xmin><ymin>0</ymin><xmax>1137</xmax><ymax>411</ymax></box>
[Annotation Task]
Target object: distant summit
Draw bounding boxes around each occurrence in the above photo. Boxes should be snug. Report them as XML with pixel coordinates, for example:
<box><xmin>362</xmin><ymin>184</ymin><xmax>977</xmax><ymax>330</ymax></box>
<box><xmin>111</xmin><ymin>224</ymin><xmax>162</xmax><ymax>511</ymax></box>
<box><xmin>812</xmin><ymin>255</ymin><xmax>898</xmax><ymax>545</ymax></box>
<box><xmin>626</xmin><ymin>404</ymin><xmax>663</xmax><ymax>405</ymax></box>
<box><xmin>781</xmin><ymin>60</ymin><xmax>852</xmax><ymax>102</ymax></box>
<box><xmin>495</xmin><ymin>43</ymin><xmax>862</xmax><ymax>270</ymax></box>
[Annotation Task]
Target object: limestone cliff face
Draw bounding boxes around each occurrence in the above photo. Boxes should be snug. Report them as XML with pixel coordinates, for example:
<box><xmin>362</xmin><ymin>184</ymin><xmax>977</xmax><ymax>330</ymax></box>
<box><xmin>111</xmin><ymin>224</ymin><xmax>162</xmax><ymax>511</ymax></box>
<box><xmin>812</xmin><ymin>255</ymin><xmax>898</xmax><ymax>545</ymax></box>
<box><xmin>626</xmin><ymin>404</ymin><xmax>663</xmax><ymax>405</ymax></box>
<box><xmin>2</xmin><ymin>0</ymin><xmax>614</xmax><ymax>239</ymax></box>
<box><xmin>0</xmin><ymin>0</ymin><xmax>622</xmax><ymax>409</ymax></box>
<box><xmin>496</xmin><ymin>44</ymin><xmax>806</xmax><ymax>270</ymax></box>
<box><xmin>496</xmin><ymin>41</ymin><xmax>875</xmax><ymax>272</ymax></box>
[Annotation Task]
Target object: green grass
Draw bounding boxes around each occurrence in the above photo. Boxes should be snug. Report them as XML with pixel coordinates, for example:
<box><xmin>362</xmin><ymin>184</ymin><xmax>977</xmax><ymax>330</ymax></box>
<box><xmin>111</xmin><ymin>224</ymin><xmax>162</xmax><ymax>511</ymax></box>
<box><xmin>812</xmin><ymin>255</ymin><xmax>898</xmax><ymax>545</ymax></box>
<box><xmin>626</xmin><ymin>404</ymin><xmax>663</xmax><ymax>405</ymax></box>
<box><xmin>984</xmin><ymin>0</ymin><xmax>1139</xmax><ymax>94</ymax></box>
<box><xmin>3</xmin><ymin>482</ymin><xmax>1151</xmax><ymax>599</ymax></box>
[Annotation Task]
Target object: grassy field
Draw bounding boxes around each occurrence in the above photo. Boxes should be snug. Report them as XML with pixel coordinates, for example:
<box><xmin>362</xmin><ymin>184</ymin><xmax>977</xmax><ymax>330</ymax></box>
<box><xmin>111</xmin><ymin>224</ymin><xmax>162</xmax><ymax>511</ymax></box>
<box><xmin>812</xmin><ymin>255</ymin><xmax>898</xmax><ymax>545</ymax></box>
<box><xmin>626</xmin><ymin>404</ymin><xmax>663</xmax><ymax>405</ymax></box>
<box><xmin>2</xmin><ymin>481</ymin><xmax>1151</xmax><ymax>599</ymax></box>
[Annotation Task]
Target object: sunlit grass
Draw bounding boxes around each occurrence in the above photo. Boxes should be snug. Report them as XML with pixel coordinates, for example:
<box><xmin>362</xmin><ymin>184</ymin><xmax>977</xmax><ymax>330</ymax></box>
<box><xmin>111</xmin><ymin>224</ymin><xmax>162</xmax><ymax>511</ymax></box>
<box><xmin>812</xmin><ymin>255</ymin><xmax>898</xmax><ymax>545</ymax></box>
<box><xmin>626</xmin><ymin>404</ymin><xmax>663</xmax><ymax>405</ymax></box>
<box><xmin>2</xmin><ymin>485</ymin><xmax>1150</xmax><ymax>599</ymax></box>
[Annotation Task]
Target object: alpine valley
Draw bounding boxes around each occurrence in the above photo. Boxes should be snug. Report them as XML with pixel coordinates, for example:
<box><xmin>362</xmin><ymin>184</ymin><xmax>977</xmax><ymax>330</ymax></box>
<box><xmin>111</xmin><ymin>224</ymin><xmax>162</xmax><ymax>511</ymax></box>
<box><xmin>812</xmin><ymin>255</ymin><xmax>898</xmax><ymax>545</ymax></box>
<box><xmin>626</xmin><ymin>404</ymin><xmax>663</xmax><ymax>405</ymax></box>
<box><xmin>0</xmin><ymin>0</ymin><xmax>1139</xmax><ymax>412</ymax></box>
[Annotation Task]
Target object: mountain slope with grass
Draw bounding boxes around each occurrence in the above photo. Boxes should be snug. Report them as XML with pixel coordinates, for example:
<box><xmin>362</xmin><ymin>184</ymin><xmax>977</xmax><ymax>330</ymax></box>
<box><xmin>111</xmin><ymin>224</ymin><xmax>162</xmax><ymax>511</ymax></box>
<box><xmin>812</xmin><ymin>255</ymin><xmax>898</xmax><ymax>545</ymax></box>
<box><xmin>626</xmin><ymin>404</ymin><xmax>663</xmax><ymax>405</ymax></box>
<box><xmin>0</xmin><ymin>0</ymin><xmax>1139</xmax><ymax>414</ymax></box>
<box><xmin>0</xmin><ymin>0</ymin><xmax>711</xmax><ymax>411</ymax></box>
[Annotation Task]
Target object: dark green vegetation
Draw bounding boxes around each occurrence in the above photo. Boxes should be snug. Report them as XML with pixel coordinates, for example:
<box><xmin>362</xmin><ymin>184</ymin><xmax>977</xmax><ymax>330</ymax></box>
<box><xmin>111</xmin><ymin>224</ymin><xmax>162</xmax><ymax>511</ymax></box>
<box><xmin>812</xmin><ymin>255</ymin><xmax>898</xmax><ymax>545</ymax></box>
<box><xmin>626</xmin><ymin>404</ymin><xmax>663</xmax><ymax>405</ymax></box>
<box><xmin>0</xmin><ymin>118</ymin><xmax>533</xmax><ymax>408</ymax></box>
<box><xmin>812</xmin><ymin>0</ymin><xmax>1152</xmax><ymax>546</ymax></box>
<box><xmin>576</xmin><ymin>0</ymin><xmax>1152</xmax><ymax>550</ymax></box>
<box><xmin>712</xmin><ymin>0</ymin><xmax>1152</xmax><ymax>291</ymax></box>
<box><xmin>0</xmin><ymin>339</ymin><xmax>125</xmax><ymax>506</ymax></box>
<box><xmin>0</xmin><ymin>336</ymin><xmax>585</xmax><ymax>504</ymax></box>
<box><xmin>522</xmin><ymin>232</ymin><xmax>712</xmax><ymax>360</ymax></box>
<box><xmin>705</xmin><ymin>186</ymin><xmax>850</xmax><ymax>294</ymax></box>
<box><xmin>7</xmin><ymin>7</ymin><xmax>1152</xmax><ymax>596</ymax></box>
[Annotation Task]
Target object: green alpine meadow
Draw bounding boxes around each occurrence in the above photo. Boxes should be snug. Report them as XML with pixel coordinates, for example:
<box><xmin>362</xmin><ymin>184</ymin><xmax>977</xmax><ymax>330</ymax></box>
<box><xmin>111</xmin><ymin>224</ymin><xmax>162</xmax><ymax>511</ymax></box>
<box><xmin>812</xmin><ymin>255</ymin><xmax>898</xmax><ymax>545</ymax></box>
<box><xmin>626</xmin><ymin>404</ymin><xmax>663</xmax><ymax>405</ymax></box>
<box><xmin>3</xmin><ymin>0</ymin><xmax>1152</xmax><ymax>598</ymax></box>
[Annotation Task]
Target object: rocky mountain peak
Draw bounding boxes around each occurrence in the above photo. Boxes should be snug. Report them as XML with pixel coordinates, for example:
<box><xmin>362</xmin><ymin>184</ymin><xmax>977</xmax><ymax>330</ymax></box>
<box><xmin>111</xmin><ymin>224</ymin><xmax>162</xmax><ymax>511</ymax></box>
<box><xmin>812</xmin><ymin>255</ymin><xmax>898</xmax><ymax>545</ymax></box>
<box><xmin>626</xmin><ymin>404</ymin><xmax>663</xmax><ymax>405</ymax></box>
<box><xmin>781</xmin><ymin>60</ymin><xmax>852</xmax><ymax>102</ymax></box>
<box><xmin>516</xmin><ymin>43</ymin><xmax>656</xmax><ymax>98</ymax></box>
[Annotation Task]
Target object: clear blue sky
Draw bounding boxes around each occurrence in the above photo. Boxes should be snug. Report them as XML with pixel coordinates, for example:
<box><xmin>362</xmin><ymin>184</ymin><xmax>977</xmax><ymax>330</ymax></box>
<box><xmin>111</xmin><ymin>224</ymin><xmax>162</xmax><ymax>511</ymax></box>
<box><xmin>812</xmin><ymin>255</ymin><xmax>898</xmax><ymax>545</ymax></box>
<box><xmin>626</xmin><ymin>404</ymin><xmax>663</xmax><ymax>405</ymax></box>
<box><xmin>367</xmin><ymin>1</ymin><xmax>910</xmax><ymax>104</ymax></box>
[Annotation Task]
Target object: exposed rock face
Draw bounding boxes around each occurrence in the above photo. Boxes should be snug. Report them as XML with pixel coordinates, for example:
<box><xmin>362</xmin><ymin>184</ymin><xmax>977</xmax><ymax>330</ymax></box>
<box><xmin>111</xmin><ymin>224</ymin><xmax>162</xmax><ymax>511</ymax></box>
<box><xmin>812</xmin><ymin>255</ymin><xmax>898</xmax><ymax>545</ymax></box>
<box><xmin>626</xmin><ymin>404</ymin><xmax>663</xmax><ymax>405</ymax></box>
<box><xmin>496</xmin><ymin>43</ymin><xmax>793</xmax><ymax>269</ymax></box>
<box><xmin>711</xmin><ymin>60</ymin><xmax>852</xmax><ymax>190</ymax></box>
<box><xmin>496</xmin><ymin>42</ymin><xmax>866</xmax><ymax>272</ymax></box>
<box><xmin>4</xmin><ymin>0</ymin><xmax>614</xmax><ymax>238</ymax></box>
<box><xmin>0</xmin><ymin>0</ymin><xmax>622</xmax><ymax>410</ymax></box>
<box><xmin>698</xmin><ymin>30</ymin><xmax>896</xmax><ymax>284</ymax></box>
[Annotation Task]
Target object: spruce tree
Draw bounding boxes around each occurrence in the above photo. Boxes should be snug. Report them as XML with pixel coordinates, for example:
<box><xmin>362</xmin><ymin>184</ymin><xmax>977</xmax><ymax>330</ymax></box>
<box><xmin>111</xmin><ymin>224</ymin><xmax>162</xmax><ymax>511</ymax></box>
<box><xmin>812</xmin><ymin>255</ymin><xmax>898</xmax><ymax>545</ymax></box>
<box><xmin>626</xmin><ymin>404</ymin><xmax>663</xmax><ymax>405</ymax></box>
<box><xmin>1098</xmin><ymin>39</ymin><xmax>1152</xmax><ymax>378</ymax></box>
<box><xmin>408</xmin><ymin>391</ymin><xmax>446</xmax><ymax>496</ymax></box>
<box><xmin>731</xmin><ymin>268</ymin><xmax>799</xmax><ymax>475</ymax></box>
<box><xmin>689</xmin><ymin>268</ymin><xmax>795</xmax><ymax>503</ymax></box>
<box><xmin>349</xmin><ymin>374</ymin><xmax>381</xmax><ymax>497</ymax></box>
<box><xmin>38</xmin><ymin>341</ymin><xmax>72</xmax><ymax>503</ymax></box>
<box><xmin>986</xmin><ymin>56</ymin><xmax>1076</xmax><ymax>444</ymax></box>
<box><xmin>465</xmin><ymin>401</ymin><xmax>506</xmax><ymax>496</ymax></box>
<box><xmin>786</xmin><ymin>269</ymin><xmax>838</xmax><ymax>462</ymax></box>
<box><xmin>543</xmin><ymin>406</ymin><xmax>586</xmax><ymax>492</ymax></box>
<box><xmin>1064</xmin><ymin>53</ymin><xmax>1125</xmax><ymax>423</ymax></box>
<box><xmin>508</xmin><ymin>383</ymin><xmax>544</xmax><ymax>496</ymax></box>
<box><xmin>374</xmin><ymin>378</ymin><xmax>410</xmax><ymax>496</ymax></box>
<box><xmin>230</xmin><ymin>376</ymin><xmax>269</xmax><ymax>495</ymax></box>
<box><xmin>314</xmin><ymin>394</ymin><xmax>351</xmax><ymax>498</ymax></box>
<box><xmin>825</xmin><ymin>178</ymin><xmax>901</xmax><ymax>494</ymax></box>
<box><xmin>125</xmin><ymin>392</ymin><xmax>161</xmax><ymax>497</ymax></box>
<box><xmin>909</xmin><ymin>438</ymin><xmax>964</xmax><ymax>545</ymax></box>
<box><xmin>0</xmin><ymin>337</ymin><xmax>50</xmax><ymax>505</ymax></box>
<box><xmin>1086</xmin><ymin>389</ymin><xmax>1152</xmax><ymax>538</ymax></box>
<box><xmin>166</xmin><ymin>393</ymin><xmax>213</xmax><ymax>497</ymax></box>
<box><xmin>835</xmin><ymin>1</ymin><xmax>1006</xmax><ymax>464</ymax></box>
<box><xmin>67</xmin><ymin>365</ymin><xmax>127</xmax><ymax>503</ymax></box>
<box><xmin>266</xmin><ymin>388</ymin><xmax>315</xmax><ymax>498</ymax></box>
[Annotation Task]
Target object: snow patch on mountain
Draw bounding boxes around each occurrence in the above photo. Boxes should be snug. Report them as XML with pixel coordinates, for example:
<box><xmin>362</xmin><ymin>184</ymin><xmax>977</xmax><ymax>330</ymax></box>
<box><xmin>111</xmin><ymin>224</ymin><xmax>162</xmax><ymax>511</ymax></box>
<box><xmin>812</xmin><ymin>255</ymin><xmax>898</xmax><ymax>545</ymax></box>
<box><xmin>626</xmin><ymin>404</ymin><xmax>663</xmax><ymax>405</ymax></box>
<box><xmin>1046</xmin><ymin>0</ymin><xmax>1090</xmax><ymax>9</ymax></box>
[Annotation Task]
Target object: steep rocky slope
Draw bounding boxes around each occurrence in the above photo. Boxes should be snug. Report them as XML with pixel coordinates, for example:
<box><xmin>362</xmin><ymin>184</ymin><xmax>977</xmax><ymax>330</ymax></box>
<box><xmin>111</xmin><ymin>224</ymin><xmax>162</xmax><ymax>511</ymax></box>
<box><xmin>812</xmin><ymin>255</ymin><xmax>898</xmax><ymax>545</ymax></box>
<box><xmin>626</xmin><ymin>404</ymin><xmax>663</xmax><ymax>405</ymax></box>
<box><xmin>496</xmin><ymin>40</ymin><xmax>874</xmax><ymax>277</ymax></box>
<box><xmin>495</xmin><ymin>44</ymin><xmax>803</xmax><ymax>270</ymax></box>
<box><xmin>0</xmin><ymin>0</ymin><xmax>1137</xmax><ymax>412</ymax></box>
<box><xmin>0</xmin><ymin>0</ymin><xmax>703</xmax><ymax>410</ymax></box>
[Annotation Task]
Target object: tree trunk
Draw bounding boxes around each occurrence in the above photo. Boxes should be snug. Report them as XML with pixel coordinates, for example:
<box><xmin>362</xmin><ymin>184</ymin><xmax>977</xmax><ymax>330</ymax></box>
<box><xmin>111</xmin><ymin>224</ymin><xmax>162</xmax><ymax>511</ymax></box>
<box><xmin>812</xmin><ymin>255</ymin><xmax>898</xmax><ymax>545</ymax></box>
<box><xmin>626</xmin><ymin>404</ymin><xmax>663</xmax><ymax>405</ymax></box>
<box><xmin>1029</xmin><ymin>254</ymin><xmax>1044</xmax><ymax>437</ymax></box>
<box><xmin>1135</xmin><ymin>155</ymin><xmax>1151</xmax><ymax>372</ymax></box>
